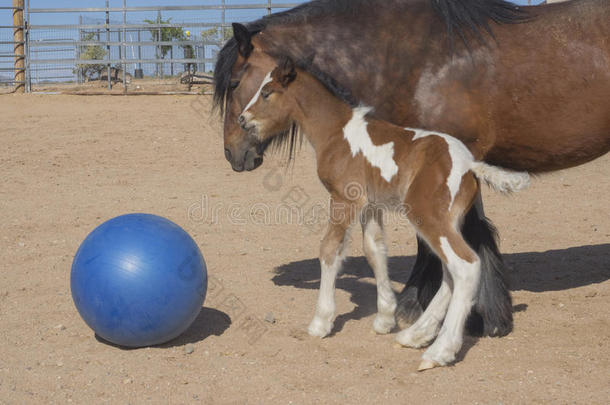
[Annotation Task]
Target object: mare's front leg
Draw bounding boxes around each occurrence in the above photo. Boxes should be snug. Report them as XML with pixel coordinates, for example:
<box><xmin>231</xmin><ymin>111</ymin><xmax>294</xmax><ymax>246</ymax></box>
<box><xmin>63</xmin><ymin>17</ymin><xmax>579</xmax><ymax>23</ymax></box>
<box><xmin>308</xmin><ymin>195</ymin><xmax>354</xmax><ymax>338</ymax></box>
<box><xmin>361</xmin><ymin>206</ymin><xmax>397</xmax><ymax>334</ymax></box>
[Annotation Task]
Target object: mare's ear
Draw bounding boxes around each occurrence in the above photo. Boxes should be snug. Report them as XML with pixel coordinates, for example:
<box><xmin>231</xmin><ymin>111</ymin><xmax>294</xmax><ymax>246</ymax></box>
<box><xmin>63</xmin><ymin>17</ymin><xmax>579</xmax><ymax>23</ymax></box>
<box><xmin>278</xmin><ymin>56</ymin><xmax>297</xmax><ymax>87</ymax></box>
<box><xmin>232</xmin><ymin>23</ymin><xmax>253</xmax><ymax>57</ymax></box>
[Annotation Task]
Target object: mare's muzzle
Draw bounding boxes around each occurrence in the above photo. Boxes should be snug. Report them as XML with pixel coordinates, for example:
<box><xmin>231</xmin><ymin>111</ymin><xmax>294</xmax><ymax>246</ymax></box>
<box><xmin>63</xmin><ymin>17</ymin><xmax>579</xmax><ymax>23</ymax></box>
<box><xmin>224</xmin><ymin>141</ymin><xmax>264</xmax><ymax>172</ymax></box>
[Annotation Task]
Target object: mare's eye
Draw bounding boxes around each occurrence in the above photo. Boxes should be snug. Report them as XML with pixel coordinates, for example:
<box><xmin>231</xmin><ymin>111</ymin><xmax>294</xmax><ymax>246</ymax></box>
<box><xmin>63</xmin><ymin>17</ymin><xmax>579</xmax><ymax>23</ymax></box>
<box><xmin>229</xmin><ymin>80</ymin><xmax>240</xmax><ymax>90</ymax></box>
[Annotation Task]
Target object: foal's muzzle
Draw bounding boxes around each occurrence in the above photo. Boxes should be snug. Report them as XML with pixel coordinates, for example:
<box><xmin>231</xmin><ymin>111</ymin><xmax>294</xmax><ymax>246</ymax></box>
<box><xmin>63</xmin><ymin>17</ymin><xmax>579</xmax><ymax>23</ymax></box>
<box><xmin>238</xmin><ymin>114</ymin><xmax>255</xmax><ymax>132</ymax></box>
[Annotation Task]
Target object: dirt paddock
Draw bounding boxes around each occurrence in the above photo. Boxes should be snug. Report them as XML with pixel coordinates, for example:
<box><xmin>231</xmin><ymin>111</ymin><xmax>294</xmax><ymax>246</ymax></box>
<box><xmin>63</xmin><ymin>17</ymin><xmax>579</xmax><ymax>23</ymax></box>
<box><xmin>1</xmin><ymin>94</ymin><xmax>608</xmax><ymax>404</ymax></box>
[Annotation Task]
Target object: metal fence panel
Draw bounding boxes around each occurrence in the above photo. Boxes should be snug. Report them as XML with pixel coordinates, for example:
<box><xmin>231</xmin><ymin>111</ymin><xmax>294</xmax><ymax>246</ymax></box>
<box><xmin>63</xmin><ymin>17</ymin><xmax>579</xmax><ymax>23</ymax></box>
<box><xmin>7</xmin><ymin>1</ymin><xmax>305</xmax><ymax>93</ymax></box>
<box><xmin>0</xmin><ymin>2</ymin><xmax>25</xmax><ymax>93</ymax></box>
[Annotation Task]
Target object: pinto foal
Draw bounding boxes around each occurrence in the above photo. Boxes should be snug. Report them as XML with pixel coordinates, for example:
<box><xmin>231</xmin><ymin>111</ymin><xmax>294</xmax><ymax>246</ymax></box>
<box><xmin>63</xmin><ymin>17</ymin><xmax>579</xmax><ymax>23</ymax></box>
<box><xmin>240</xmin><ymin>58</ymin><xmax>529</xmax><ymax>370</ymax></box>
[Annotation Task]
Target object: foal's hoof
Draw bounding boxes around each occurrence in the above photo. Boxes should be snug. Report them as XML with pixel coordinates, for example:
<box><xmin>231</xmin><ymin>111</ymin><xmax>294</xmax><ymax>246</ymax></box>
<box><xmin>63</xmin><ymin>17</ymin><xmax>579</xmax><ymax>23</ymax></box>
<box><xmin>308</xmin><ymin>317</ymin><xmax>332</xmax><ymax>338</ymax></box>
<box><xmin>373</xmin><ymin>315</ymin><xmax>396</xmax><ymax>334</ymax></box>
<box><xmin>418</xmin><ymin>359</ymin><xmax>441</xmax><ymax>372</ymax></box>
<box><xmin>395</xmin><ymin>327</ymin><xmax>434</xmax><ymax>348</ymax></box>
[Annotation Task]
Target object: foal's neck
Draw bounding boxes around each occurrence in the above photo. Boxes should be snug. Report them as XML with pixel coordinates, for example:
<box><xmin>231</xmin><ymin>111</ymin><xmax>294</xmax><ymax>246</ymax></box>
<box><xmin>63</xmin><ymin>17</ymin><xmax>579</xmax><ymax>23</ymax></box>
<box><xmin>288</xmin><ymin>71</ymin><xmax>354</xmax><ymax>151</ymax></box>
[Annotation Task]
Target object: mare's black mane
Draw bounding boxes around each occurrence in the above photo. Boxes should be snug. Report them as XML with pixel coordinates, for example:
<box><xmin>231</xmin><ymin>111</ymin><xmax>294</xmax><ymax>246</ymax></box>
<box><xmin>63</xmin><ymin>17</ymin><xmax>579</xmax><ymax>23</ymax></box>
<box><xmin>213</xmin><ymin>0</ymin><xmax>528</xmax><ymax>158</ymax></box>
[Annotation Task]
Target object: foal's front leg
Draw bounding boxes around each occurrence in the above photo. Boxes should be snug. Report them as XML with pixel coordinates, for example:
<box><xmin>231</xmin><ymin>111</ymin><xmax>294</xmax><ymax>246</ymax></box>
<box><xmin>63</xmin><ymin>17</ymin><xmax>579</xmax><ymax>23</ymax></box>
<box><xmin>361</xmin><ymin>206</ymin><xmax>397</xmax><ymax>334</ymax></box>
<box><xmin>308</xmin><ymin>196</ymin><xmax>353</xmax><ymax>338</ymax></box>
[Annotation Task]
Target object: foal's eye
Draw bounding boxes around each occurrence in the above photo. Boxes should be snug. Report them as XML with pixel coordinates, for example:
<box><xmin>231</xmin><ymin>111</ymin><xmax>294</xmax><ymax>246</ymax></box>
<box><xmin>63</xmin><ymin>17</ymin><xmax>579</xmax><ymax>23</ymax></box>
<box><xmin>261</xmin><ymin>89</ymin><xmax>273</xmax><ymax>100</ymax></box>
<box><xmin>229</xmin><ymin>80</ymin><xmax>240</xmax><ymax>90</ymax></box>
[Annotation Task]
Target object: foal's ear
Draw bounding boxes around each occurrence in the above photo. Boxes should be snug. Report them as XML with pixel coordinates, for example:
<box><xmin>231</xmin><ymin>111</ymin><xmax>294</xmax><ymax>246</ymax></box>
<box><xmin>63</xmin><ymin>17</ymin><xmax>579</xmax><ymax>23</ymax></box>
<box><xmin>278</xmin><ymin>57</ymin><xmax>297</xmax><ymax>87</ymax></box>
<box><xmin>302</xmin><ymin>52</ymin><xmax>316</xmax><ymax>67</ymax></box>
<box><xmin>232</xmin><ymin>23</ymin><xmax>253</xmax><ymax>57</ymax></box>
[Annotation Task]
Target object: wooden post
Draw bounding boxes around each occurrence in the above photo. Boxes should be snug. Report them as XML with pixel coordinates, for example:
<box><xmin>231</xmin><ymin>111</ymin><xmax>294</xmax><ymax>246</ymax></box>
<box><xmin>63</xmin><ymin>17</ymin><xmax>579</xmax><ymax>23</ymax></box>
<box><xmin>13</xmin><ymin>0</ymin><xmax>25</xmax><ymax>93</ymax></box>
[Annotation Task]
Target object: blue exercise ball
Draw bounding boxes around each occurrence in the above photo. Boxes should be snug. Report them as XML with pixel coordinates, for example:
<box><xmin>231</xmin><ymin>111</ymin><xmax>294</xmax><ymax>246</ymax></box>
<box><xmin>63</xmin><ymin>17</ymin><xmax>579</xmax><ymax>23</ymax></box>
<box><xmin>70</xmin><ymin>213</ymin><xmax>207</xmax><ymax>347</ymax></box>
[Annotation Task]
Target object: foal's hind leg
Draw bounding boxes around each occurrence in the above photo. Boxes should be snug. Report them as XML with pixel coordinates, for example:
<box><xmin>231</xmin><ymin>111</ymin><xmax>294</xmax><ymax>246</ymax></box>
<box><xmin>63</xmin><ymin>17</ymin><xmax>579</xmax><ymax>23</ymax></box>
<box><xmin>419</xmin><ymin>229</ymin><xmax>480</xmax><ymax>369</ymax></box>
<box><xmin>396</xmin><ymin>265</ymin><xmax>452</xmax><ymax>348</ymax></box>
<box><xmin>308</xmin><ymin>195</ymin><xmax>354</xmax><ymax>338</ymax></box>
<box><xmin>361</xmin><ymin>206</ymin><xmax>396</xmax><ymax>334</ymax></box>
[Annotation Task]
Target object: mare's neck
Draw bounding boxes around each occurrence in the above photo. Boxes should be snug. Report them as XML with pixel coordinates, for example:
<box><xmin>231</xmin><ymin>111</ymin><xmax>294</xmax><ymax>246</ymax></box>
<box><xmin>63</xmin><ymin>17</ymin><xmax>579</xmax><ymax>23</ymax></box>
<box><xmin>288</xmin><ymin>72</ymin><xmax>353</xmax><ymax>152</ymax></box>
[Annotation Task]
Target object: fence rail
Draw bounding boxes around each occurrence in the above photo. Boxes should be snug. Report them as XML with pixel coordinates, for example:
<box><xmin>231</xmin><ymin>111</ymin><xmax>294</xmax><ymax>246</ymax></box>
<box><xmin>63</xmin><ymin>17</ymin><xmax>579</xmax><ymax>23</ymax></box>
<box><xmin>28</xmin><ymin>5</ymin><xmax>300</xmax><ymax>13</ymax></box>
<box><xmin>0</xmin><ymin>1</ymin><xmax>304</xmax><ymax>93</ymax></box>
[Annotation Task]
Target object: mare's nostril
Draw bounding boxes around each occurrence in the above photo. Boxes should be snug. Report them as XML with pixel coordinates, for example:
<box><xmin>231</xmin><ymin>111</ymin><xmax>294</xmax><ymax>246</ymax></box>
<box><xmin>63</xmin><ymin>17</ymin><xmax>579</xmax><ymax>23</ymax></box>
<box><xmin>254</xmin><ymin>157</ymin><xmax>263</xmax><ymax>167</ymax></box>
<box><xmin>224</xmin><ymin>148</ymin><xmax>232</xmax><ymax>162</ymax></box>
<box><xmin>238</xmin><ymin>115</ymin><xmax>245</xmax><ymax>125</ymax></box>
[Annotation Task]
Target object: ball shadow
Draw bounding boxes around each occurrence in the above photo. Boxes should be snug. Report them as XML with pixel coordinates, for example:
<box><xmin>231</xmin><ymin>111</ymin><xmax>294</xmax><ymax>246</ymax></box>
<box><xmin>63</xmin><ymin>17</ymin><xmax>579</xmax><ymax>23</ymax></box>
<box><xmin>94</xmin><ymin>307</ymin><xmax>231</xmax><ymax>349</ymax></box>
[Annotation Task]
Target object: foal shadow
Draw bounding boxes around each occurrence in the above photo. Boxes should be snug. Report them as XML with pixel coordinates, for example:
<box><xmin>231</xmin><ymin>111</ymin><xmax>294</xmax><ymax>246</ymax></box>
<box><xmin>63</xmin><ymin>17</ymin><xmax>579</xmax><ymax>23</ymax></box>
<box><xmin>94</xmin><ymin>307</ymin><xmax>231</xmax><ymax>349</ymax></box>
<box><xmin>272</xmin><ymin>244</ymin><xmax>610</xmax><ymax>335</ymax></box>
<box><xmin>272</xmin><ymin>255</ymin><xmax>415</xmax><ymax>335</ymax></box>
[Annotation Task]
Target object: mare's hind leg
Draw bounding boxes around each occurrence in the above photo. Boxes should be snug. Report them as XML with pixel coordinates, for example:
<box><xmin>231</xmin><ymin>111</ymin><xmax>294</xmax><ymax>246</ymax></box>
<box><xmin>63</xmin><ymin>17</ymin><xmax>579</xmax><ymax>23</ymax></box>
<box><xmin>361</xmin><ymin>206</ymin><xmax>396</xmax><ymax>334</ymax></box>
<box><xmin>419</xmin><ymin>228</ymin><xmax>480</xmax><ymax>369</ymax></box>
<box><xmin>308</xmin><ymin>195</ymin><xmax>354</xmax><ymax>338</ymax></box>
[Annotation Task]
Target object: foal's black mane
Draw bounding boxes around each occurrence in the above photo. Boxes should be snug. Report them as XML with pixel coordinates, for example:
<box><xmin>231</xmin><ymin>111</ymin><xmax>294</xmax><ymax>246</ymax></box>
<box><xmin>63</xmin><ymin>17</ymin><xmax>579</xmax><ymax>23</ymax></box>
<box><xmin>214</xmin><ymin>0</ymin><xmax>528</xmax><ymax>158</ymax></box>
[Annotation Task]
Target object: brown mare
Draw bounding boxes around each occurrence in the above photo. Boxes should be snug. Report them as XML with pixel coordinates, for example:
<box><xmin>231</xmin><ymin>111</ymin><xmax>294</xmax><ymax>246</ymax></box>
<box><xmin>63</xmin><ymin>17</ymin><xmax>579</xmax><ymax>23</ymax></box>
<box><xmin>239</xmin><ymin>57</ymin><xmax>530</xmax><ymax>368</ymax></box>
<box><xmin>214</xmin><ymin>0</ymin><xmax>610</xmax><ymax>338</ymax></box>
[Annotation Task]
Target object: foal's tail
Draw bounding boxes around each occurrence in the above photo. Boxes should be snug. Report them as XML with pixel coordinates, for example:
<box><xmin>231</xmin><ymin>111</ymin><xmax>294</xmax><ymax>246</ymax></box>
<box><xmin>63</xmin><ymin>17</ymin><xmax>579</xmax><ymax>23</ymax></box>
<box><xmin>471</xmin><ymin>162</ymin><xmax>530</xmax><ymax>193</ymax></box>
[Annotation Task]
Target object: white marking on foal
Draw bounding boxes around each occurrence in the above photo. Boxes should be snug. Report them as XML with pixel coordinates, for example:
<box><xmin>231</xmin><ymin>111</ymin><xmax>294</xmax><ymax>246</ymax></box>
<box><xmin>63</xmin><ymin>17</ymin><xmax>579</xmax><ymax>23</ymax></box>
<box><xmin>407</xmin><ymin>128</ymin><xmax>474</xmax><ymax>210</ymax></box>
<box><xmin>344</xmin><ymin>106</ymin><xmax>399</xmax><ymax>182</ymax></box>
<box><xmin>243</xmin><ymin>71</ymin><xmax>273</xmax><ymax>114</ymax></box>
<box><xmin>308</xmin><ymin>253</ymin><xmax>345</xmax><ymax>338</ymax></box>
<box><xmin>420</xmin><ymin>237</ymin><xmax>480</xmax><ymax>366</ymax></box>
<box><xmin>362</xmin><ymin>215</ymin><xmax>396</xmax><ymax>334</ymax></box>
<box><xmin>396</xmin><ymin>266</ymin><xmax>452</xmax><ymax>348</ymax></box>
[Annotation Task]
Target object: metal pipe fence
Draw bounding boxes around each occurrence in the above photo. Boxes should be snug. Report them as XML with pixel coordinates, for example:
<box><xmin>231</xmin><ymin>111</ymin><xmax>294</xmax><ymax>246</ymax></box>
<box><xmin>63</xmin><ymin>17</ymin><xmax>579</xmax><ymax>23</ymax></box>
<box><xmin>1</xmin><ymin>1</ymin><xmax>305</xmax><ymax>93</ymax></box>
<box><xmin>0</xmin><ymin>2</ymin><xmax>24</xmax><ymax>92</ymax></box>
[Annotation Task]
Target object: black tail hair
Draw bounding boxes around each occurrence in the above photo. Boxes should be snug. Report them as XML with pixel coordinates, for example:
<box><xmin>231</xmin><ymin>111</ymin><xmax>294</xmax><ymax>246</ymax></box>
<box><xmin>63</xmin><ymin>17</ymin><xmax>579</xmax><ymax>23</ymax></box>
<box><xmin>397</xmin><ymin>203</ymin><xmax>513</xmax><ymax>337</ymax></box>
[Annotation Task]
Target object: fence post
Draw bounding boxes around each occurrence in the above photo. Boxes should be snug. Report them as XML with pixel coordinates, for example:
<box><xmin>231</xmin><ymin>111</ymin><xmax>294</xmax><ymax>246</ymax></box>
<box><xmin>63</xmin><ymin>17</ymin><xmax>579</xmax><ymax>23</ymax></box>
<box><xmin>122</xmin><ymin>0</ymin><xmax>126</xmax><ymax>93</ymax></box>
<box><xmin>157</xmin><ymin>10</ymin><xmax>163</xmax><ymax>79</ymax></box>
<box><xmin>25</xmin><ymin>0</ymin><xmax>30</xmax><ymax>92</ymax></box>
<box><xmin>137</xmin><ymin>29</ymin><xmax>142</xmax><ymax>75</ymax></box>
<box><xmin>77</xmin><ymin>15</ymin><xmax>82</xmax><ymax>84</ymax></box>
<box><xmin>105</xmin><ymin>0</ymin><xmax>111</xmax><ymax>90</ymax></box>
<box><xmin>267</xmin><ymin>0</ymin><xmax>272</xmax><ymax>15</ymax></box>
<box><xmin>221</xmin><ymin>0</ymin><xmax>225</xmax><ymax>40</ymax></box>
<box><xmin>13</xmin><ymin>0</ymin><xmax>25</xmax><ymax>93</ymax></box>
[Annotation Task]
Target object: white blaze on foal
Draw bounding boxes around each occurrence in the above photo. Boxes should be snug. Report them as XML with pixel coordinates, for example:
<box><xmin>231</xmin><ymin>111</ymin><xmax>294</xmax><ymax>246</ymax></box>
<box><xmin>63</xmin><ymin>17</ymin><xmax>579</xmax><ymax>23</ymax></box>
<box><xmin>243</xmin><ymin>71</ymin><xmax>273</xmax><ymax>120</ymax></box>
<box><xmin>344</xmin><ymin>106</ymin><xmax>399</xmax><ymax>183</ymax></box>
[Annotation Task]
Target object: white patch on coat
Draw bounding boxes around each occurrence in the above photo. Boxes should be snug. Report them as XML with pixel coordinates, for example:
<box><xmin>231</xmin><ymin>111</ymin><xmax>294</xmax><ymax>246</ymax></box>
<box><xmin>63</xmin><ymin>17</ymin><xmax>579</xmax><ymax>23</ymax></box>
<box><xmin>308</xmin><ymin>253</ymin><xmax>345</xmax><ymax>338</ymax></box>
<box><xmin>343</xmin><ymin>106</ymin><xmax>399</xmax><ymax>182</ymax></box>
<box><xmin>421</xmin><ymin>237</ymin><xmax>480</xmax><ymax>365</ymax></box>
<box><xmin>413</xmin><ymin>63</ymin><xmax>450</xmax><ymax>124</ymax></box>
<box><xmin>407</xmin><ymin>128</ymin><xmax>474</xmax><ymax>210</ymax></box>
<box><xmin>396</xmin><ymin>267</ymin><xmax>452</xmax><ymax>348</ymax></box>
<box><xmin>413</xmin><ymin>51</ymin><xmax>493</xmax><ymax>125</ymax></box>
<box><xmin>243</xmin><ymin>71</ymin><xmax>273</xmax><ymax>113</ymax></box>
<box><xmin>362</xmin><ymin>215</ymin><xmax>396</xmax><ymax>334</ymax></box>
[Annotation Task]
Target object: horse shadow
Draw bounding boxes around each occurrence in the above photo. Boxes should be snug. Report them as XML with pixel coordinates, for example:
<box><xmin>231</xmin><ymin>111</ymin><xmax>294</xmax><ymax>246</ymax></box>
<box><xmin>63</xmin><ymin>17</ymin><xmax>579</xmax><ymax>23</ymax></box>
<box><xmin>94</xmin><ymin>307</ymin><xmax>231</xmax><ymax>349</ymax></box>
<box><xmin>272</xmin><ymin>244</ymin><xmax>610</xmax><ymax>334</ymax></box>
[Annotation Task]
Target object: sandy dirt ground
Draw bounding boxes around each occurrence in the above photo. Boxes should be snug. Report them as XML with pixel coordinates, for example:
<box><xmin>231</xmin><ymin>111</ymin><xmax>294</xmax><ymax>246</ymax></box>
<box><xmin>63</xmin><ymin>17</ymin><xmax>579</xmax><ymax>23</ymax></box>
<box><xmin>0</xmin><ymin>94</ymin><xmax>608</xmax><ymax>404</ymax></box>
